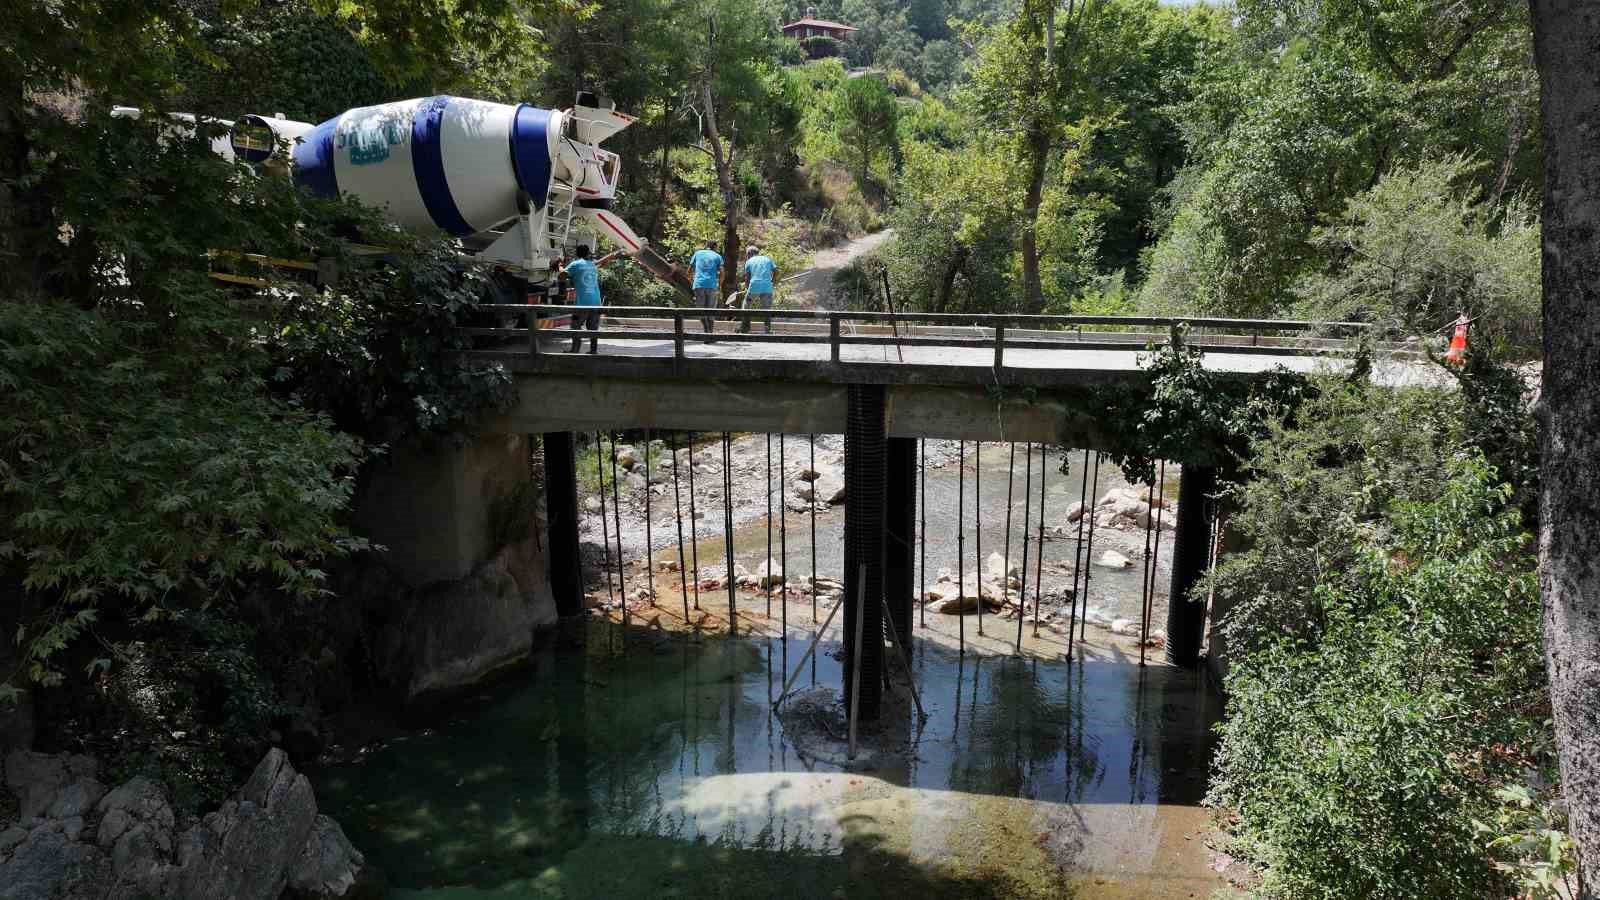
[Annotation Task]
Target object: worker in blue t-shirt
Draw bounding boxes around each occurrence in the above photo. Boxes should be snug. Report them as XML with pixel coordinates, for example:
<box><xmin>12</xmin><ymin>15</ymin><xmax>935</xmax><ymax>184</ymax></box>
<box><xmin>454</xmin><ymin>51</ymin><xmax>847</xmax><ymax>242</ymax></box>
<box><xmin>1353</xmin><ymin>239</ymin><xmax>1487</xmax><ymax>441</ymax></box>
<box><xmin>689</xmin><ymin>245</ymin><xmax>723</xmax><ymax>333</ymax></box>
<box><xmin>739</xmin><ymin>247</ymin><xmax>778</xmax><ymax>334</ymax></box>
<box><xmin>564</xmin><ymin>245</ymin><xmax>620</xmax><ymax>354</ymax></box>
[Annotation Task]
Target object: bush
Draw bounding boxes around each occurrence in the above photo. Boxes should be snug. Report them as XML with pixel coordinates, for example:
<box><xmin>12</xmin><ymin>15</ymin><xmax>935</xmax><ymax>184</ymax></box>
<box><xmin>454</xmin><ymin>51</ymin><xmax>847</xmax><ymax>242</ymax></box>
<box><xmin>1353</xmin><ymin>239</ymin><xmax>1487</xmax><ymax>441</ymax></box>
<box><xmin>1296</xmin><ymin>155</ymin><xmax>1541</xmax><ymax>360</ymax></box>
<box><xmin>1207</xmin><ymin>377</ymin><xmax>1549</xmax><ymax>899</ymax></box>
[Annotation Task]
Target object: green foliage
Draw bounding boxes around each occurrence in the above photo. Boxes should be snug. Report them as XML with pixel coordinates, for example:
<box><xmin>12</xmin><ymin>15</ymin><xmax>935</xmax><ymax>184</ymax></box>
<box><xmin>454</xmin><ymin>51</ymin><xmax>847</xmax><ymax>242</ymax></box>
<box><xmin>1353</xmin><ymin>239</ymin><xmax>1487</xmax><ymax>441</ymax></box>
<box><xmin>1210</xmin><ymin>454</ymin><xmax>1544</xmax><ymax>899</ymax></box>
<box><xmin>1296</xmin><ymin>155</ymin><xmax>1541</xmax><ymax>360</ymax></box>
<box><xmin>170</xmin><ymin>4</ymin><xmax>421</xmax><ymax>122</ymax></box>
<box><xmin>1474</xmin><ymin>782</ymin><xmax>1582</xmax><ymax>900</ymax></box>
<box><xmin>801</xmin><ymin>35</ymin><xmax>843</xmax><ymax>58</ymax></box>
<box><xmin>1140</xmin><ymin>0</ymin><xmax>1537</xmax><ymax>319</ymax></box>
<box><xmin>1090</xmin><ymin>338</ymin><xmax>1314</xmax><ymax>484</ymax></box>
<box><xmin>834</xmin><ymin>74</ymin><xmax>900</xmax><ymax>187</ymax></box>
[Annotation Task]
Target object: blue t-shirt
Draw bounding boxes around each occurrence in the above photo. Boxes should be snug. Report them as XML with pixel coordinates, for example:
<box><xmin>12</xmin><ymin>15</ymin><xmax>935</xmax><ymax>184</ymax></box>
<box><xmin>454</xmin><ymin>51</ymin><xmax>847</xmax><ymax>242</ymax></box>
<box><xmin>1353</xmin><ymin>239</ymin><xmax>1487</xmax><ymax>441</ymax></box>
<box><xmin>690</xmin><ymin>249</ymin><xmax>723</xmax><ymax>290</ymax></box>
<box><xmin>744</xmin><ymin>255</ymin><xmax>776</xmax><ymax>293</ymax></box>
<box><xmin>564</xmin><ymin>258</ymin><xmax>600</xmax><ymax>306</ymax></box>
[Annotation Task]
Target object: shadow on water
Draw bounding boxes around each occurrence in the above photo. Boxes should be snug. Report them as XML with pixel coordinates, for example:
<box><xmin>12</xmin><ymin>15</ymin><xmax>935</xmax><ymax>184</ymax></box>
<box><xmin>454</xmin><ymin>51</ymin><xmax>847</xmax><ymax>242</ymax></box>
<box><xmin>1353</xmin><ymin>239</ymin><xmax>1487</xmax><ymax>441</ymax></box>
<box><xmin>312</xmin><ymin>621</ymin><xmax>1220</xmax><ymax>899</ymax></box>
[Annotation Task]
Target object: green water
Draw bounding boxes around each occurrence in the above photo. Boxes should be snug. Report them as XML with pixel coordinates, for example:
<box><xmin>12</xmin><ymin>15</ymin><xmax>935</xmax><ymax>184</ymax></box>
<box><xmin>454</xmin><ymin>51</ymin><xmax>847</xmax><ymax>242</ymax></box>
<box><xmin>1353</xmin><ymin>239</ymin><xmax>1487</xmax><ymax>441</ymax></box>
<box><xmin>312</xmin><ymin>623</ymin><xmax>1219</xmax><ymax>899</ymax></box>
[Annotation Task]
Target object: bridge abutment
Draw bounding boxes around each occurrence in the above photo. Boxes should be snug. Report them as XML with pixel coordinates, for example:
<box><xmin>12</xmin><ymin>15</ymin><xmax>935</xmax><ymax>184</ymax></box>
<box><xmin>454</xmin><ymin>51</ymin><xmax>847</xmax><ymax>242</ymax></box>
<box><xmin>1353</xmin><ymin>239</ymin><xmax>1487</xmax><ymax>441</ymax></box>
<box><xmin>1165</xmin><ymin>464</ymin><xmax>1217</xmax><ymax>668</ymax></box>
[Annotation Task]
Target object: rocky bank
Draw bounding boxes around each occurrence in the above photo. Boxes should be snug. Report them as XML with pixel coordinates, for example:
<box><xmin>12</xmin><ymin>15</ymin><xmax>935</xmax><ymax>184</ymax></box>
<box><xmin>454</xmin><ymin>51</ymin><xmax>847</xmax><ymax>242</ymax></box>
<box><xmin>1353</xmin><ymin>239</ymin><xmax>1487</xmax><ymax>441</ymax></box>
<box><xmin>0</xmin><ymin>748</ymin><xmax>369</xmax><ymax>900</ymax></box>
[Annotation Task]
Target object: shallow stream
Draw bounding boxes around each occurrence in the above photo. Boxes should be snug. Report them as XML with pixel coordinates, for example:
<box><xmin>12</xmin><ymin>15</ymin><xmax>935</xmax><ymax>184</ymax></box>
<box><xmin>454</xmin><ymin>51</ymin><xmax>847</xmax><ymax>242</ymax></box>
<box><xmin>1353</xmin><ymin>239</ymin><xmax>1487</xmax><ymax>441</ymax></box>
<box><xmin>312</xmin><ymin>621</ymin><xmax>1222</xmax><ymax>899</ymax></box>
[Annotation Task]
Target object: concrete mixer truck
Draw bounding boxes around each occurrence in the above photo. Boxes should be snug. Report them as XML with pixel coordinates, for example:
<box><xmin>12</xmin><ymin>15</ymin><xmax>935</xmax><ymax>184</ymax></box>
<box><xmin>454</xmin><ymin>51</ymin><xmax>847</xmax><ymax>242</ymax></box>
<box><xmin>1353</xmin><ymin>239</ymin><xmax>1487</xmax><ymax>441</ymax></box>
<box><xmin>162</xmin><ymin>92</ymin><xmax>691</xmax><ymax>309</ymax></box>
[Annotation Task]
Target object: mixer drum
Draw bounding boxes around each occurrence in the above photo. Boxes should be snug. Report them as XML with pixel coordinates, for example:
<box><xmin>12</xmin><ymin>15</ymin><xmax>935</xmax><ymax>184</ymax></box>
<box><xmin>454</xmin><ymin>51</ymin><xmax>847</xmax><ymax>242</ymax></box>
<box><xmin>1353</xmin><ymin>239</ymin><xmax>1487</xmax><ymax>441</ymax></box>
<box><xmin>291</xmin><ymin>96</ymin><xmax>560</xmax><ymax>237</ymax></box>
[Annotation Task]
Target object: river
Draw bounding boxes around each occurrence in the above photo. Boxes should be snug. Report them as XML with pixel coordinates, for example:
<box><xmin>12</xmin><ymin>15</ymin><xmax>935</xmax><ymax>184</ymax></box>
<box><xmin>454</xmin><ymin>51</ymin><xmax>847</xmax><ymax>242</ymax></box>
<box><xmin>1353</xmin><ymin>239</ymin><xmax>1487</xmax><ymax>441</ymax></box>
<box><xmin>311</xmin><ymin>620</ymin><xmax>1225</xmax><ymax>899</ymax></box>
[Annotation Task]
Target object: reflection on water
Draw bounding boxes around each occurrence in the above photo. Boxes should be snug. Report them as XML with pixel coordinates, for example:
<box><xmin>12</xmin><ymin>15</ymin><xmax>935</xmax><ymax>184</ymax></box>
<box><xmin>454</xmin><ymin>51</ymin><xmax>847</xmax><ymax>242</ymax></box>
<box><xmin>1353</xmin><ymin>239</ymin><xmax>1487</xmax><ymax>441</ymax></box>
<box><xmin>313</xmin><ymin>623</ymin><xmax>1219</xmax><ymax>899</ymax></box>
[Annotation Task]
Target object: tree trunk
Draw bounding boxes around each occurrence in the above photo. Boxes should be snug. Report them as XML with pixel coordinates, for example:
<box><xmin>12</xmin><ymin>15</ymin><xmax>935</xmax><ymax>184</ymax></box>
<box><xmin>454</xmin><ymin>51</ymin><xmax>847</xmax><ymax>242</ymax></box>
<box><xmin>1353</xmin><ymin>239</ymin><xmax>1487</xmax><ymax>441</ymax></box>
<box><xmin>699</xmin><ymin>79</ymin><xmax>741</xmax><ymax>300</ymax></box>
<box><xmin>1019</xmin><ymin>126</ymin><xmax>1050</xmax><ymax>315</ymax></box>
<box><xmin>650</xmin><ymin>96</ymin><xmax>672</xmax><ymax>241</ymax></box>
<box><xmin>1530</xmin><ymin>2</ymin><xmax>1600</xmax><ymax>895</ymax></box>
<box><xmin>936</xmin><ymin>247</ymin><xmax>967</xmax><ymax>313</ymax></box>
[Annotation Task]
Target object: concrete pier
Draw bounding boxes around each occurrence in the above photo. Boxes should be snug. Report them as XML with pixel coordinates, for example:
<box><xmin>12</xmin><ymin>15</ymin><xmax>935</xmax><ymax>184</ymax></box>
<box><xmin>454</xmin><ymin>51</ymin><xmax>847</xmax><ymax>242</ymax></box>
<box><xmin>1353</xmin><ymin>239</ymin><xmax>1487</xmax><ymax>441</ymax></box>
<box><xmin>543</xmin><ymin>432</ymin><xmax>583</xmax><ymax>617</ymax></box>
<box><xmin>1165</xmin><ymin>465</ymin><xmax>1217</xmax><ymax>667</ymax></box>
<box><xmin>843</xmin><ymin>385</ymin><xmax>888</xmax><ymax>722</ymax></box>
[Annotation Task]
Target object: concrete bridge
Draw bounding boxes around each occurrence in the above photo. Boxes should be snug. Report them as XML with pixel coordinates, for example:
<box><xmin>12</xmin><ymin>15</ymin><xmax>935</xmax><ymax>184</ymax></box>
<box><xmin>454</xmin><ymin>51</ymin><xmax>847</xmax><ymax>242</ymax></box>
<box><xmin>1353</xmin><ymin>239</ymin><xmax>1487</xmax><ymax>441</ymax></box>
<box><xmin>361</xmin><ymin>306</ymin><xmax>1413</xmax><ymax>721</ymax></box>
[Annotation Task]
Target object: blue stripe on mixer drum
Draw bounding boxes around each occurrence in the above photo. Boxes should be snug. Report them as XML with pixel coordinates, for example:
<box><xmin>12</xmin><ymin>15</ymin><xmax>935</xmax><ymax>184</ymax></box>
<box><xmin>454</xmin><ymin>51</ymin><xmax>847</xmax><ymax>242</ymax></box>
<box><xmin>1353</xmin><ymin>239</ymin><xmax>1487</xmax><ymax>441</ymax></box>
<box><xmin>510</xmin><ymin>105</ymin><xmax>554</xmax><ymax>210</ymax></box>
<box><xmin>291</xmin><ymin>116</ymin><xmax>341</xmax><ymax>199</ymax></box>
<box><xmin>410</xmin><ymin>96</ymin><xmax>476</xmax><ymax>237</ymax></box>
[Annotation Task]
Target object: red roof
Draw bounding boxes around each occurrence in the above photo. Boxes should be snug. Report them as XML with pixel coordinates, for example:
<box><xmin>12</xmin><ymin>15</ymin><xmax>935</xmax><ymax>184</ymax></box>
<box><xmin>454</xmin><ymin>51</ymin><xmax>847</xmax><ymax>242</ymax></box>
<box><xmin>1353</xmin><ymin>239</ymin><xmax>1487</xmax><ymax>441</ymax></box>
<box><xmin>782</xmin><ymin>16</ymin><xmax>857</xmax><ymax>33</ymax></box>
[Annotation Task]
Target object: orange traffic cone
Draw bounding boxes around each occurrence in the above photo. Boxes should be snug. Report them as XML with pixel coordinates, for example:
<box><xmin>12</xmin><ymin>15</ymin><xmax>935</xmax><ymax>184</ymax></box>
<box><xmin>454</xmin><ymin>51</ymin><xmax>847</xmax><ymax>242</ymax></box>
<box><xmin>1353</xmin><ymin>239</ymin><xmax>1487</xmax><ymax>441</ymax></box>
<box><xmin>1444</xmin><ymin>314</ymin><xmax>1469</xmax><ymax>365</ymax></box>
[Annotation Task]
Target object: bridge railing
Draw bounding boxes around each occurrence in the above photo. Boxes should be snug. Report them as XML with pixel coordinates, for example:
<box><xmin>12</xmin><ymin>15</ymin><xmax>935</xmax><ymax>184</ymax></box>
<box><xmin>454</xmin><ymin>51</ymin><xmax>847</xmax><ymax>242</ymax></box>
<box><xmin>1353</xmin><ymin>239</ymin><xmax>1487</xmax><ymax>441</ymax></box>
<box><xmin>458</xmin><ymin>303</ymin><xmax>1378</xmax><ymax>366</ymax></box>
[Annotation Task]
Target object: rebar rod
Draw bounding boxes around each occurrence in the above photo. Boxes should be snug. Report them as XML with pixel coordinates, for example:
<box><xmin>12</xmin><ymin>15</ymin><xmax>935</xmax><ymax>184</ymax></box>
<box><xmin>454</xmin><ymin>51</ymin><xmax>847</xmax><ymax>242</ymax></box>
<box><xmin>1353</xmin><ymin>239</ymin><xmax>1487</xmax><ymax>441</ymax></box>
<box><xmin>722</xmin><ymin>432</ymin><xmax>737</xmax><ymax>635</ymax></box>
<box><xmin>771</xmin><ymin>592</ymin><xmax>844</xmax><ymax>710</ymax></box>
<box><xmin>1005</xmin><ymin>442</ymin><xmax>1017</xmax><ymax>653</ymax></box>
<box><xmin>1017</xmin><ymin>443</ymin><xmax>1031</xmax><ymax>652</ymax></box>
<box><xmin>1139</xmin><ymin>471</ymin><xmax>1156</xmax><ymax>667</ymax></box>
<box><xmin>780</xmin><ymin>433</ymin><xmax>788</xmax><ymax>636</ymax></box>
<box><xmin>644</xmin><ymin>430</ymin><xmax>656</xmax><ymax>608</ymax></box>
<box><xmin>975</xmin><ymin>441</ymin><xmax>984</xmax><ymax>638</ymax></box>
<box><xmin>919</xmin><ymin>438</ymin><xmax>927</xmax><ymax>629</ymax></box>
<box><xmin>809</xmin><ymin>433</ymin><xmax>818</xmax><ymax>624</ymax></box>
<box><xmin>1067</xmin><ymin>449</ymin><xmax>1089</xmax><ymax>652</ymax></box>
<box><xmin>848</xmin><ymin>563</ymin><xmax>866</xmax><ymax>759</ymax></box>
<box><xmin>671</xmin><ymin>432</ymin><xmax>690</xmax><ymax>624</ymax></box>
<box><xmin>609</xmin><ymin>431</ymin><xmax>626</xmax><ymax>627</ymax></box>
<box><xmin>879</xmin><ymin>599</ymin><xmax>927</xmax><ymax>720</ymax></box>
<box><xmin>766</xmin><ymin>433</ymin><xmax>773</xmax><ymax>619</ymax></box>
<box><xmin>1032</xmin><ymin>445</ymin><xmax>1048</xmax><ymax>639</ymax></box>
<box><xmin>688</xmin><ymin>434</ymin><xmax>700</xmax><ymax>611</ymax></box>
<box><xmin>957</xmin><ymin>439</ymin><xmax>966</xmax><ymax>653</ymax></box>
<box><xmin>595</xmin><ymin>431</ymin><xmax>616</xmax><ymax>612</ymax></box>
<box><xmin>1080</xmin><ymin>451</ymin><xmax>1102</xmax><ymax>646</ymax></box>
<box><xmin>1149</xmin><ymin>459</ymin><xmax>1167</xmax><ymax>653</ymax></box>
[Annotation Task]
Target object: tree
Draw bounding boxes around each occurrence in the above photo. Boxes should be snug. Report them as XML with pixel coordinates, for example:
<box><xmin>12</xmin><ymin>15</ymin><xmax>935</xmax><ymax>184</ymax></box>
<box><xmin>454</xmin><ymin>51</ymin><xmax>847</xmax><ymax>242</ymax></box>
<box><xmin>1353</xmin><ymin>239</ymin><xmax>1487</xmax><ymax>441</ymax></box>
<box><xmin>1529</xmin><ymin>2</ymin><xmax>1600</xmax><ymax>894</ymax></box>
<box><xmin>836</xmin><ymin>74</ymin><xmax>899</xmax><ymax>187</ymax></box>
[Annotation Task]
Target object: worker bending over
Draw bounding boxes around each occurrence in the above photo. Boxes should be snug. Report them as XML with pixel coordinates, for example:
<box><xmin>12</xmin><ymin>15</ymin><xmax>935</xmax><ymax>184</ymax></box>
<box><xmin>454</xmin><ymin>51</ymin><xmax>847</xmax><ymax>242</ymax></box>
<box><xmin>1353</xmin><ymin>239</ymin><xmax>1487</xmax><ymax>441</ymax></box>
<box><xmin>739</xmin><ymin>246</ymin><xmax>777</xmax><ymax>334</ymax></box>
<box><xmin>689</xmin><ymin>245</ymin><xmax>723</xmax><ymax>333</ymax></box>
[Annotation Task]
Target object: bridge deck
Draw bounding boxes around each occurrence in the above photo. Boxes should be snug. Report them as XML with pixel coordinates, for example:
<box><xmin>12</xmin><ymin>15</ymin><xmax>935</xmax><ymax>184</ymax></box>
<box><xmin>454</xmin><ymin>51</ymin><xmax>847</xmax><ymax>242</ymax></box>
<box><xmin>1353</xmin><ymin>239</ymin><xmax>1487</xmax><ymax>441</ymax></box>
<box><xmin>471</xmin><ymin>314</ymin><xmax>1435</xmax><ymax>442</ymax></box>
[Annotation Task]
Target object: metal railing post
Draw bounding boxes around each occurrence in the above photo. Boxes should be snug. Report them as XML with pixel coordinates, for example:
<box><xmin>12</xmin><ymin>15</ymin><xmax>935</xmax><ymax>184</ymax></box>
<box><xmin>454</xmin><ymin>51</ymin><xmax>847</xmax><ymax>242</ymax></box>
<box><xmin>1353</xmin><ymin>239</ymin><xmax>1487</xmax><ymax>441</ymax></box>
<box><xmin>830</xmin><ymin>314</ymin><xmax>841</xmax><ymax>363</ymax></box>
<box><xmin>528</xmin><ymin>308</ymin><xmax>540</xmax><ymax>357</ymax></box>
<box><xmin>674</xmin><ymin>311</ymin><xmax>685</xmax><ymax>360</ymax></box>
<box><xmin>994</xmin><ymin>322</ymin><xmax>1005</xmax><ymax>369</ymax></box>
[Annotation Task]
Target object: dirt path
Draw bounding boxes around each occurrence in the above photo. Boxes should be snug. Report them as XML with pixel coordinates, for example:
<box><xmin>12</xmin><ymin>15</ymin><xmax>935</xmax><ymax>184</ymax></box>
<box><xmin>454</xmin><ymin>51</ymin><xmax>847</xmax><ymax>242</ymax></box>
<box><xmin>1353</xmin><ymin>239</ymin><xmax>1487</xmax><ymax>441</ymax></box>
<box><xmin>783</xmin><ymin>228</ymin><xmax>895</xmax><ymax>309</ymax></box>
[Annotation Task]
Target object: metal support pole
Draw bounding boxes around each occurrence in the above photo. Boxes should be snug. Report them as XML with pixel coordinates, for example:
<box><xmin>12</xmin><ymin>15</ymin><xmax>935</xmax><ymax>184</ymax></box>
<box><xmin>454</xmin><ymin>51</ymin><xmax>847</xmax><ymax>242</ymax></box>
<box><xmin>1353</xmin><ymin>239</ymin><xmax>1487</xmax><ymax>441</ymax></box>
<box><xmin>594</xmin><ymin>432</ymin><xmax>616</xmax><ymax>612</ymax></box>
<box><xmin>1148</xmin><ymin>459</ymin><xmax>1168</xmax><ymax>650</ymax></box>
<box><xmin>671</xmin><ymin>432</ymin><xmax>690</xmax><ymax>624</ymax></box>
<box><xmin>543</xmin><ymin>432</ymin><xmax>583</xmax><ymax>618</ymax></box>
<box><xmin>1166</xmin><ymin>464</ymin><xmax>1217</xmax><ymax>667</ymax></box>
